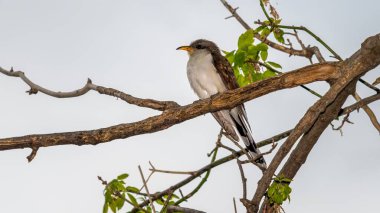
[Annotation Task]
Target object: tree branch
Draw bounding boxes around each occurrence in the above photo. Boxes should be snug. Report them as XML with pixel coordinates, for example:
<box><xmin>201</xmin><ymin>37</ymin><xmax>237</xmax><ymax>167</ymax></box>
<box><xmin>249</xmin><ymin>33</ymin><xmax>380</xmax><ymax>213</ymax></box>
<box><xmin>0</xmin><ymin>66</ymin><xmax>179</xmax><ymax>111</ymax></box>
<box><xmin>0</xmin><ymin>63</ymin><xmax>338</xmax><ymax>152</ymax></box>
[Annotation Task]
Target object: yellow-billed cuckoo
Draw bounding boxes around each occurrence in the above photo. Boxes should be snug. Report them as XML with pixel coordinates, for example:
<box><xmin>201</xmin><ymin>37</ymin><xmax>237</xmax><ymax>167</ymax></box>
<box><xmin>177</xmin><ymin>39</ymin><xmax>266</xmax><ymax>166</ymax></box>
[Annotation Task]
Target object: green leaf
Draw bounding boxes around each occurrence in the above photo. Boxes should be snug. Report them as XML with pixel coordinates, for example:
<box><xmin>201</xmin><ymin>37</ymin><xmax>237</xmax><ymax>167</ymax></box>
<box><xmin>254</xmin><ymin>25</ymin><xmax>266</xmax><ymax>33</ymax></box>
<box><xmin>256</xmin><ymin>43</ymin><xmax>268</xmax><ymax>51</ymax></box>
<box><xmin>127</xmin><ymin>193</ymin><xmax>138</xmax><ymax>206</ymax></box>
<box><xmin>241</xmin><ymin>63</ymin><xmax>255</xmax><ymax>76</ymax></box>
<box><xmin>224</xmin><ymin>50</ymin><xmax>235</xmax><ymax>64</ymax></box>
<box><xmin>105</xmin><ymin>191</ymin><xmax>112</xmax><ymax>202</ymax></box>
<box><xmin>252</xmin><ymin>73</ymin><xmax>263</xmax><ymax>82</ymax></box>
<box><xmin>126</xmin><ymin>186</ymin><xmax>140</xmax><ymax>193</ymax></box>
<box><xmin>117</xmin><ymin>173</ymin><xmax>129</xmax><ymax>180</ymax></box>
<box><xmin>267</xmin><ymin>61</ymin><xmax>282</xmax><ymax>69</ymax></box>
<box><xmin>274</xmin><ymin>28</ymin><xmax>285</xmax><ymax>44</ymax></box>
<box><xmin>155</xmin><ymin>198</ymin><xmax>165</xmax><ymax>206</ymax></box>
<box><xmin>263</xmin><ymin>70</ymin><xmax>276</xmax><ymax>79</ymax></box>
<box><xmin>261</xmin><ymin>27</ymin><xmax>271</xmax><ymax>37</ymax></box>
<box><xmin>171</xmin><ymin>193</ymin><xmax>180</xmax><ymax>199</ymax></box>
<box><xmin>260</xmin><ymin>50</ymin><xmax>268</xmax><ymax>61</ymax></box>
<box><xmin>234</xmin><ymin>50</ymin><xmax>246</xmax><ymax>66</ymax></box>
<box><xmin>115</xmin><ymin>197</ymin><xmax>125</xmax><ymax>210</ymax></box>
<box><xmin>238</xmin><ymin>29</ymin><xmax>254</xmax><ymax>50</ymax></box>
<box><xmin>237</xmin><ymin>74</ymin><xmax>249</xmax><ymax>87</ymax></box>
<box><xmin>109</xmin><ymin>201</ymin><xmax>117</xmax><ymax>213</ymax></box>
<box><xmin>115</xmin><ymin>181</ymin><xmax>126</xmax><ymax>192</ymax></box>
<box><xmin>103</xmin><ymin>201</ymin><xmax>109</xmax><ymax>213</ymax></box>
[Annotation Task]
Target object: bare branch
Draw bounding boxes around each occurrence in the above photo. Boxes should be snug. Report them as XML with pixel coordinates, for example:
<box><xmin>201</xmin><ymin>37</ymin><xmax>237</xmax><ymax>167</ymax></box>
<box><xmin>353</xmin><ymin>92</ymin><xmax>380</xmax><ymax>133</ymax></box>
<box><xmin>0</xmin><ymin>66</ymin><xmax>179</xmax><ymax>111</ymax></box>
<box><xmin>339</xmin><ymin>92</ymin><xmax>380</xmax><ymax>116</ymax></box>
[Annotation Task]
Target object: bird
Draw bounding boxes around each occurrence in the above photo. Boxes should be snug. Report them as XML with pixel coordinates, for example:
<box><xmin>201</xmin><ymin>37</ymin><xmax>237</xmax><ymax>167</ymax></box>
<box><xmin>177</xmin><ymin>39</ymin><xmax>266</xmax><ymax>167</ymax></box>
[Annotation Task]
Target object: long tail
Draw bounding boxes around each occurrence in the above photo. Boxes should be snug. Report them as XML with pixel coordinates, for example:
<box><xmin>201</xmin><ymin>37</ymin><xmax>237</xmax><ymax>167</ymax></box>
<box><xmin>230</xmin><ymin>108</ymin><xmax>267</xmax><ymax>167</ymax></box>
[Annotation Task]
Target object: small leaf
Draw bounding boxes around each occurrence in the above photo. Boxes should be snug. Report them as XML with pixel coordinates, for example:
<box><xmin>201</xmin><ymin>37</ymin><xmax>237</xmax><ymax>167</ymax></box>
<box><xmin>115</xmin><ymin>181</ymin><xmax>126</xmax><ymax>192</ymax></box>
<box><xmin>234</xmin><ymin>50</ymin><xmax>246</xmax><ymax>66</ymax></box>
<box><xmin>252</xmin><ymin>73</ymin><xmax>263</xmax><ymax>82</ymax></box>
<box><xmin>127</xmin><ymin>193</ymin><xmax>138</xmax><ymax>206</ymax></box>
<box><xmin>155</xmin><ymin>198</ymin><xmax>165</xmax><ymax>206</ymax></box>
<box><xmin>109</xmin><ymin>201</ymin><xmax>117</xmax><ymax>213</ymax></box>
<box><xmin>105</xmin><ymin>191</ymin><xmax>112</xmax><ymax>202</ymax></box>
<box><xmin>254</xmin><ymin>25</ymin><xmax>266</xmax><ymax>33</ymax></box>
<box><xmin>274</xmin><ymin>28</ymin><xmax>285</xmax><ymax>44</ymax></box>
<box><xmin>263</xmin><ymin>70</ymin><xmax>276</xmax><ymax>79</ymax></box>
<box><xmin>238</xmin><ymin>29</ymin><xmax>254</xmax><ymax>50</ymax></box>
<box><xmin>115</xmin><ymin>197</ymin><xmax>125</xmax><ymax>210</ymax></box>
<box><xmin>260</xmin><ymin>50</ymin><xmax>268</xmax><ymax>61</ymax></box>
<box><xmin>117</xmin><ymin>173</ymin><xmax>129</xmax><ymax>180</ymax></box>
<box><xmin>103</xmin><ymin>201</ymin><xmax>109</xmax><ymax>213</ymax></box>
<box><xmin>171</xmin><ymin>194</ymin><xmax>180</xmax><ymax>199</ymax></box>
<box><xmin>261</xmin><ymin>27</ymin><xmax>271</xmax><ymax>37</ymax></box>
<box><xmin>256</xmin><ymin>43</ymin><xmax>268</xmax><ymax>51</ymax></box>
<box><xmin>126</xmin><ymin>186</ymin><xmax>140</xmax><ymax>193</ymax></box>
<box><xmin>267</xmin><ymin>61</ymin><xmax>282</xmax><ymax>69</ymax></box>
<box><xmin>224</xmin><ymin>50</ymin><xmax>236</xmax><ymax>64</ymax></box>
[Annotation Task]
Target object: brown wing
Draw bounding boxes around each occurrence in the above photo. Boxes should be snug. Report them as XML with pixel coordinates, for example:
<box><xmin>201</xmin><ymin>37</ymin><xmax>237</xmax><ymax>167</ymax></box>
<box><xmin>211</xmin><ymin>53</ymin><xmax>240</xmax><ymax>90</ymax></box>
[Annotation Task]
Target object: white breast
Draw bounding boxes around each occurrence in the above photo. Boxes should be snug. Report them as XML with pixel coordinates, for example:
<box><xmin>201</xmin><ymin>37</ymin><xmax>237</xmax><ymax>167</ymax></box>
<box><xmin>186</xmin><ymin>50</ymin><xmax>227</xmax><ymax>99</ymax></box>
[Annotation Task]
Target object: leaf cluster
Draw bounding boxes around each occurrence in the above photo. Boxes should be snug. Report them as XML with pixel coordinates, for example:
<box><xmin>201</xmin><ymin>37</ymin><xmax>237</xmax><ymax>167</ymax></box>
<box><xmin>224</xmin><ymin>21</ymin><xmax>284</xmax><ymax>87</ymax></box>
<box><xmin>102</xmin><ymin>173</ymin><xmax>181</xmax><ymax>213</ymax></box>
<box><xmin>266</xmin><ymin>175</ymin><xmax>292</xmax><ymax>206</ymax></box>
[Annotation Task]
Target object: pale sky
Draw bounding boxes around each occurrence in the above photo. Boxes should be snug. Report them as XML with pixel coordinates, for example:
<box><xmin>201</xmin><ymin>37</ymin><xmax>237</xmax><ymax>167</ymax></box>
<box><xmin>0</xmin><ymin>0</ymin><xmax>379</xmax><ymax>212</ymax></box>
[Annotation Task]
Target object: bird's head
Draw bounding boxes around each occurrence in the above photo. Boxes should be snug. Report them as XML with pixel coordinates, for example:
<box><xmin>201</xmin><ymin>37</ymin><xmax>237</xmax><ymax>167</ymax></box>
<box><xmin>176</xmin><ymin>39</ymin><xmax>220</xmax><ymax>56</ymax></box>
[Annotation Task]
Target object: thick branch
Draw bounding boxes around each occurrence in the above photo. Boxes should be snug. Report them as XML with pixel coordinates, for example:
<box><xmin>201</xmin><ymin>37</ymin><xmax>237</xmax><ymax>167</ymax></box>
<box><xmin>249</xmin><ymin>34</ymin><xmax>380</xmax><ymax>213</ymax></box>
<box><xmin>0</xmin><ymin>63</ymin><xmax>337</xmax><ymax>151</ymax></box>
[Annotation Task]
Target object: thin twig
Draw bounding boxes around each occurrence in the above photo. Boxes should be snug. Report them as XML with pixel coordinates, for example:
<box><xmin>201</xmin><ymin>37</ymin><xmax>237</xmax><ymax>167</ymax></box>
<box><xmin>352</xmin><ymin>92</ymin><xmax>380</xmax><ymax>133</ymax></box>
<box><xmin>233</xmin><ymin>197</ymin><xmax>238</xmax><ymax>213</ymax></box>
<box><xmin>331</xmin><ymin>113</ymin><xmax>353</xmax><ymax>136</ymax></box>
<box><xmin>138</xmin><ymin>165</ymin><xmax>156</xmax><ymax>213</ymax></box>
<box><xmin>149</xmin><ymin>162</ymin><xmax>196</xmax><ymax>175</ymax></box>
<box><xmin>359</xmin><ymin>78</ymin><xmax>380</xmax><ymax>93</ymax></box>
<box><xmin>26</xmin><ymin>147</ymin><xmax>39</xmax><ymax>162</ymax></box>
<box><xmin>237</xmin><ymin>160</ymin><xmax>247</xmax><ymax>199</ymax></box>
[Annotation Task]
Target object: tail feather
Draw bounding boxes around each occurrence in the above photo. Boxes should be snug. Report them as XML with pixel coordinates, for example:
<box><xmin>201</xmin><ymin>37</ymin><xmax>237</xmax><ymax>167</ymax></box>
<box><xmin>230</xmin><ymin>108</ymin><xmax>267</xmax><ymax>167</ymax></box>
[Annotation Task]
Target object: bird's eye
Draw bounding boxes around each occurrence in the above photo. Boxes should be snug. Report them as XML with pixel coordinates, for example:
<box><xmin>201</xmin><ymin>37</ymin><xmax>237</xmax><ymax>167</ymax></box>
<box><xmin>195</xmin><ymin>44</ymin><xmax>202</xmax><ymax>49</ymax></box>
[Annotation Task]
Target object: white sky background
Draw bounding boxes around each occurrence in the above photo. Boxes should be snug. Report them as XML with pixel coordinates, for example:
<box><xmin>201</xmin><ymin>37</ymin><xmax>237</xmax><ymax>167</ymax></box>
<box><xmin>0</xmin><ymin>0</ymin><xmax>379</xmax><ymax>212</ymax></box>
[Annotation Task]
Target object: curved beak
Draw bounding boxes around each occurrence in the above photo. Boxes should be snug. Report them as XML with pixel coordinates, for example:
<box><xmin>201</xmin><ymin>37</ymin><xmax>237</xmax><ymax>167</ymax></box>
<box><xmin>176</xmin><ymin>46</ymin><xmax>194</xmax><ymax>54</ymax></box>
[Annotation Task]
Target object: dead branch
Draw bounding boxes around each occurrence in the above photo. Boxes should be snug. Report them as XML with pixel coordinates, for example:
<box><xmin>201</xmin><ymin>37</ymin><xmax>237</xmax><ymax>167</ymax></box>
<box><xmin>352</xmin><ymin>92</ymin><xmax>380</xmax><ymax>133</ymax></box>
<box><xmin>0</xmin><ymin>67</ymin><xmax>179</xmax><ymax>111</ymax></box>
